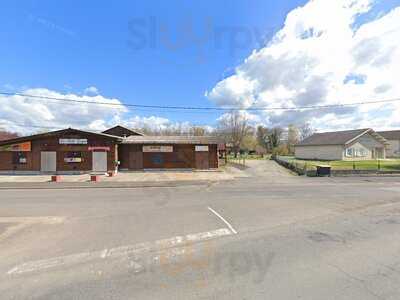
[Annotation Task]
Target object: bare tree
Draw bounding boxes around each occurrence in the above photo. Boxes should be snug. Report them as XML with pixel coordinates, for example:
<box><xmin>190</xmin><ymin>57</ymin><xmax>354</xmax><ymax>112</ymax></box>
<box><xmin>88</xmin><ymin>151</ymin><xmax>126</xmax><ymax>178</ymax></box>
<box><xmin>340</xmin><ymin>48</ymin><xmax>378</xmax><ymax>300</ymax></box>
<box><xmin>189</xmin><ymin>126</ymin><xmax>206</xmax><ymax>136</ymax></box>
<box><xmin>299</xmin><ymin>123</ymin><xmax>315</xmax><ymax>141</ymax></box>
<box><xmin>0</xmin><ymin>130</ymin><xmax>19</xmax><ymax>141</ymax></box>
<box><xmin>268</xmin><ymin>127</ymin><xmax>283</xmax><ymax>149</ymax></box>
<box><xmin>287</xmin><ymin>124</ymin><xmax>300</xmax><ymax>153</ymax></box>
<box><xmin>217</xmin><ymin>111</ymin><xmax>252</xmax><ymax>157</ymax></box>
<box><xmin>256</xmin><ymin>126</ymin><xmax>269</xmax><ymax>151</ymax></box>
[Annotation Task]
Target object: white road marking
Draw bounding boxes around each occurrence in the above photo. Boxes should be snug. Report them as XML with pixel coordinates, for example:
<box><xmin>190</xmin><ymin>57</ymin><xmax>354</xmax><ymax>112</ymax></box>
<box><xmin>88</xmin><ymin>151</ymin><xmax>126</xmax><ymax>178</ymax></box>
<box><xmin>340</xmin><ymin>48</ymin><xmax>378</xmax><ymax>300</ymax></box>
<box><xmin>207</xmin><ymin>206</ymin><xmax>238</xmax><ymax>235</ymax></box>
<box><xmin>7</xmin><ymin>228</ymin><xmax>232</xmax><ymax>275</ymax></box>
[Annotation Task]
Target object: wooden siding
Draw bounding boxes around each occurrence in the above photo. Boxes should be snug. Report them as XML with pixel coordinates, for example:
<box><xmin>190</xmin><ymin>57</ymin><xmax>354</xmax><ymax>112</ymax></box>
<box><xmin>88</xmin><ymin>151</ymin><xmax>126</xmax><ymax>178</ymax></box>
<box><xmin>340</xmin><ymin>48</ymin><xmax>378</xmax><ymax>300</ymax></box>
<box><xmin>118</xmin><ymin>144</ymin><xmax>218</xmax><ymax>170</ymax></box>
<box><xmin>0</xmin><ymin>133</ymin><xmax>117</xmax><ymax>172</ymax></box>
<box><xmin>143</xmin><ymin>145</ymin><xmax>194</xmax><ymax>169</ymax></box>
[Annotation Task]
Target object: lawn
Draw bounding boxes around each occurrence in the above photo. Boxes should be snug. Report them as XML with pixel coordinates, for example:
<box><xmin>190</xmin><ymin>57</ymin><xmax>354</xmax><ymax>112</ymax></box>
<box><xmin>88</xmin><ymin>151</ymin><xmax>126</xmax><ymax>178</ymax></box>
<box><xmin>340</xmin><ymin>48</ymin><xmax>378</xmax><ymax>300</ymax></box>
<box><xmin>277</xmin><ymin>156</ymin><xmax>400</xmax><ymax>171</ymax></box>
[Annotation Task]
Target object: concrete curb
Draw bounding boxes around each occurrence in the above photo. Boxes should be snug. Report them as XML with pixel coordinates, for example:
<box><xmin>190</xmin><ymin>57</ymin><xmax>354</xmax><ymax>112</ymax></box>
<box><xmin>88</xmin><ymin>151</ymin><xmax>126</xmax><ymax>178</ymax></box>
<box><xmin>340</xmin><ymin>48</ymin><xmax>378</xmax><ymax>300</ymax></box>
<box><xmin>0</xmin><ymin>180</ymin><xmax>225</xmax><ymax>190</ymax></box>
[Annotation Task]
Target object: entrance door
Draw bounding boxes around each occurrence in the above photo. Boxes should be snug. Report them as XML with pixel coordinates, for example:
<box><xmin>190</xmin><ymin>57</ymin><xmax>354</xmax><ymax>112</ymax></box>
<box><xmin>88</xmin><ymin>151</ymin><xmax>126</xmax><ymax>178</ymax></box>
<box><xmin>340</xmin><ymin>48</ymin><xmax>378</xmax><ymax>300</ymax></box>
<box><xmin>129</xmin><ymin>151</ymin><xmax>143</xmax><ymax>170</ymax></box>
<box><xmin>195</xmin><ymin>152</ymin><xmax>209</xmax><ymax>169</ymax></box>
<box><xmin>92</xmin><ymin>152</ymin><xmax>108</xmax><ymax>173</ymax></box>
<box><xmin>41</xmin><ymin>152</ymin><xmax>56</xmax><ymax>173</ymax></box>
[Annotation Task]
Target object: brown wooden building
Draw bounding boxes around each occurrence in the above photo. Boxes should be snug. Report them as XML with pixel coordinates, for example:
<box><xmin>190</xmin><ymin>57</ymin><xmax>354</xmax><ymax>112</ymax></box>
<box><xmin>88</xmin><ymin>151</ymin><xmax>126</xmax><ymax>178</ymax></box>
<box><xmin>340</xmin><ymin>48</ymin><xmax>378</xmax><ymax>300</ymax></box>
<box><xmin>0</xmin><ymin>126</ymin><xmax>220</xmax><ymax>174</ymax></box>
<box><xmin>0</xmin><ymin>128</ymin><xmax>121</xmax><ymax>174</ymax></box>
<box><xmin>118</xmin><ymin>136</ymin><xmax>219</xmax><ymax>170</ymax></box>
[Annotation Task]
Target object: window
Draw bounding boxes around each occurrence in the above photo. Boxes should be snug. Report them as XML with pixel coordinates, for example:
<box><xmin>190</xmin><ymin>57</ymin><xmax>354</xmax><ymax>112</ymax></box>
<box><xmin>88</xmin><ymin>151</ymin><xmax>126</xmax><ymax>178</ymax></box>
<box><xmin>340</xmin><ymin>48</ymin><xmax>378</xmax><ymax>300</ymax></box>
<box><xmin>347</xmin><ymin>147</ymin><xmax>368</xmax><ymax>157</ymax></box>
<box><xmin>64</xmin><ymin>152</ymin><xmax>83</xmax><ymax>163</ymax></box>
<box><xmin>358</xmin><ymin>148</ymin><xmax>367</xmax><ymax>157</ymax></box>
<box><xmin>12</xmin><ymin>152</ymin><xmax>27</xmax><ymax>164</ymax></box>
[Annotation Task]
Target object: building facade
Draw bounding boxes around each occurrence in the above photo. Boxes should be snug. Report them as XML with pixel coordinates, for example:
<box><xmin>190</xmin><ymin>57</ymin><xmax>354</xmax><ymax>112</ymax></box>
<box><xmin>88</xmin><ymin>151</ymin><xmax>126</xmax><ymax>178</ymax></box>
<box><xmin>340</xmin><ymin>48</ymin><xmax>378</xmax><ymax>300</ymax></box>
<box><xmin>0</xmin><ymin>126</ymin><xmax>220</xmax><ymax>174</ymax></box>
<box><xmin>0</xmin><ymin>128</ymin><xmax>120</xmax><ymax>174</ymax></box>
<box><xmin>377</xmin><ymin>130</ymin><xmax>400</xmax><ymax>158</ymax></box>
<box><xmin>295</xmin><ymin>129</ymin><xmax>389</xmax><ymax>161</ymax></box>
<box><xmin>118</xmin><ymin>136</ymin><xmax>219</xmax><ymax>170</ymax></box>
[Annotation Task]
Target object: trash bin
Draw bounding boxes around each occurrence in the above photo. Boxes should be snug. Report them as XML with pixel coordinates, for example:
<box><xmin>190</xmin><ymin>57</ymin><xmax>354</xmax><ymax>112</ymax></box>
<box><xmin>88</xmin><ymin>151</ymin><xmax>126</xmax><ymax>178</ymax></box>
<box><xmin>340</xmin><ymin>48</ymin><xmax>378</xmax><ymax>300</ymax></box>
<box><xmin>316</xmin><ymin>165</ymin><xmax>331</xmax><ymax>177</ymax></box>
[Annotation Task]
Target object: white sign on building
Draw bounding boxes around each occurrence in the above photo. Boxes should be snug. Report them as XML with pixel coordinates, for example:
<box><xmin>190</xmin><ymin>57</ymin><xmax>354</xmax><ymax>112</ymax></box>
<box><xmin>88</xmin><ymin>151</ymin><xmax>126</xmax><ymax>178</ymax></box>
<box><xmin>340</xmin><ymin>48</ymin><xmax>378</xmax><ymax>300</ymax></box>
<box><xmin>195</xmin><ymin>145</ymin><xmax>209</xmax><ymax>152</ymax></box>
<box><xmin>143</xmin><ymin>145</ymin><xmax>173</xmax><ymax>153</ymax></box>
<box><xmin>59</xmin><ymin>139</ymin><xmax>88</xmax><ymax>145</ymax></box>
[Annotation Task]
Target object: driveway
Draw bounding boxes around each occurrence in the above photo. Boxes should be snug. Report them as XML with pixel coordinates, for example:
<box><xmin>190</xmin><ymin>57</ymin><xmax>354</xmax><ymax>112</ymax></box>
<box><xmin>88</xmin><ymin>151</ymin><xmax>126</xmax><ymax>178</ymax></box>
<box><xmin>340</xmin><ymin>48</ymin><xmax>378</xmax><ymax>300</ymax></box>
<box><xmin>242</xmin><ymin>159</ymin><xmax>295</xmax><ymax>178</ymax></box>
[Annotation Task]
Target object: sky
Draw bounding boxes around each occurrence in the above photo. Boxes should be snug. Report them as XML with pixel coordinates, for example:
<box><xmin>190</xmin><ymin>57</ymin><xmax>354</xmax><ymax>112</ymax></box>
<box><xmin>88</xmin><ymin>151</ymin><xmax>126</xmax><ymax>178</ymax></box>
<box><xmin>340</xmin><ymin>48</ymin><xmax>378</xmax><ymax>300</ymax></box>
<box><xmin>0</xmin><ymin>0</ymin><xmax>400</xmax><ymax>134</ymax></box>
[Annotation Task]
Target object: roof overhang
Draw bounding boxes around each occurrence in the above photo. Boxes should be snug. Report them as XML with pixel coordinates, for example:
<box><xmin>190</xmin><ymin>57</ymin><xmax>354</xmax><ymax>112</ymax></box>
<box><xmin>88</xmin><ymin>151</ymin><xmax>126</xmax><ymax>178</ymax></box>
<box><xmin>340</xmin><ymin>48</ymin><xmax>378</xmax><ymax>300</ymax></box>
<box><xmin>122</xmin><ymin>136</ymin><xmax>220</xmax><ymax>145</ymax></box>
<box><xmin>345</xmin><ymin>129</ymin><xmax>389</xmax><ymax>146</ymax></box>
<box><xmin>0</xmin><ymin>128</ymin><xmax>122</xmax><ymax>146</ymax></box>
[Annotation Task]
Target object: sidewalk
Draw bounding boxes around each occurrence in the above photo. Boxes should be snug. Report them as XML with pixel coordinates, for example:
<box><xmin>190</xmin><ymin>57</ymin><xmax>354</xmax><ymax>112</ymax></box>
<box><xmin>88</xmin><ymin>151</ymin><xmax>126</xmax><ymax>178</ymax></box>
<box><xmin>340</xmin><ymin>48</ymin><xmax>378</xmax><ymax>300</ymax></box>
<box><xmin>0</xmin><ymin>180</ymin><xmax>217</xmax><ymax>190</ymax></box>
<box><xmin>0</xmin><ymin>166</ymin><xmax>248</xmax><ymax>189</ymax></box>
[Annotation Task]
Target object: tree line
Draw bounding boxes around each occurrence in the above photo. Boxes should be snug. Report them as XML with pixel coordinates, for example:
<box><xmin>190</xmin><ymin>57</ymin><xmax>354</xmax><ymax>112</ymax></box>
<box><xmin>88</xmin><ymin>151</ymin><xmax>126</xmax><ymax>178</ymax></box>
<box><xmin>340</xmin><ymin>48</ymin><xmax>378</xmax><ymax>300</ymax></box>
<box><xmin>0</xmin><ymin>114</ymin><xmax>315</xmax><ymax>156</ymax></box>
<box><xmin>215</xmin><ymin>111</ymin><xmax>315</xmax><ymax>157</ymax></box>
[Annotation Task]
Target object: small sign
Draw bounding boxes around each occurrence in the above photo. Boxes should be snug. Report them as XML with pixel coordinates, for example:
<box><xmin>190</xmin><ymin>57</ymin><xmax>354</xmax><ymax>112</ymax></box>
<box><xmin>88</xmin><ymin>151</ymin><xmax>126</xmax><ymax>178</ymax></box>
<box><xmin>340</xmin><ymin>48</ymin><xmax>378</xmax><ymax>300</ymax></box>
<box><xmin>64</xmin><ymin>157</ymin><xmax>83</xmax><ymax>163</ymax></box>
<box><xmin>143</xmin><ymin>145</ymin><xmax>173</xmax><ymax>153</ymax></box>
<box><xmin>59</xmin><ymin>139</ymin><xmax>88</xmax><ymax>145</ymax></box>
<box><xmin>195</xmin><ymin>145</ymin><xmax>209</xmax><ymax>152</ymax></box>
<box><xmin>88</xmin><ymin>146</ymin><xmax>110</xmax><ymax>151</ymax></box>
<box><xmin>0</xmin><ymin>141</ymin><xmax>31</xmax><ymax>152</ymax></box>
<box><xmin>19</xmin><ymin>158</ymin><xmax>27</xmax><ymax>164</ymax></box>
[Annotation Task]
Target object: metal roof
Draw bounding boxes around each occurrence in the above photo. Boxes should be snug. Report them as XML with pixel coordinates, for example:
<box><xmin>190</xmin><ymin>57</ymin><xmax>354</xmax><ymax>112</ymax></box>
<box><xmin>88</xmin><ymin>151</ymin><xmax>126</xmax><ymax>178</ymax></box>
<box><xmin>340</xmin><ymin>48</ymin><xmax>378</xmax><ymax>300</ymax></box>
<box><xmin>296</xmin><ymin>128</ymin><xmax>388</xmax><ymax>146</ymax></box>
<box><xmin>377</xmin><ymin>130</ymin><xmax>400</xmax><ymax>140</ymax></box>
<box><xmin>122</xmin><ymin>135</ymin><xmax>220</xmax><ymax>145</ymax></box>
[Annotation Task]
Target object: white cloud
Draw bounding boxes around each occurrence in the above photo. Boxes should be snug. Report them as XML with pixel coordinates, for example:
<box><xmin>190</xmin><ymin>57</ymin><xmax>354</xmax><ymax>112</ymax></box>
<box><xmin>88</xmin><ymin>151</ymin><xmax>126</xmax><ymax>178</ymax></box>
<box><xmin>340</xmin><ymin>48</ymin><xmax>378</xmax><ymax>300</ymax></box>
<box><xmin>0</xmin><ymin>87</ymin><xmax>200</xmax><ymax>135</ymax></box>
<box><xmin>123</xmin><ymin>116</ymin><xmax>196</xmax><ymax>133</ymax></box>
<box><xmin>207</xmin><ymin>0</ymin><xmax>400</xmax><ymax>131</ymax></box>
<box><xmin>84</xmin><ymin>86</ymin><xmax>99</xmax><ymax>96</ymax></box>
<box><xmin>217</xmin><ymin>110</ymin><xmax>261</xmax><ymax>124</ymax></box>
<box><xmin>0</xmin><ymin>88</ymin><xmax>125</xmax><ymax>134</ymax></box>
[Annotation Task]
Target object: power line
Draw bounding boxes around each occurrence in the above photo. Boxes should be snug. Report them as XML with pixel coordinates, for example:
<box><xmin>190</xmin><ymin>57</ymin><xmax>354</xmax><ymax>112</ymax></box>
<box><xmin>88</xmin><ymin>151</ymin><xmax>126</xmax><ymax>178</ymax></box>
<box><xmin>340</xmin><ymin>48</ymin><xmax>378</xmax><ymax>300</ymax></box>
<box><xmin>0</xmin><ymin>123</ymin><xmax>62</xmax><ymax>130</ymax></box>
<box><xmin>1</xmin><ymin>91</ymin><xmax>400</xmax><ymax>112</ymax></box>
<box><xmin>0</xmin><ymin>92</ymin><xmax>218</xmax><ymax>114</ymax></box>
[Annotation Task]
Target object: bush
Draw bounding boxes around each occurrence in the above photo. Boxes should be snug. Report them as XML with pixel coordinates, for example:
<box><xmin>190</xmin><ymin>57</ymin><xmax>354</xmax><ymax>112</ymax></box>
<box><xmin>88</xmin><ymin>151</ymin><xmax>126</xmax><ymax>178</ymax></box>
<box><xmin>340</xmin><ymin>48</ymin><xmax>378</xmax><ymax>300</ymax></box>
<box><xmin>272</xmin><ymin>145</ymin><xmax>290</xmax><ymax>156</ymax></box>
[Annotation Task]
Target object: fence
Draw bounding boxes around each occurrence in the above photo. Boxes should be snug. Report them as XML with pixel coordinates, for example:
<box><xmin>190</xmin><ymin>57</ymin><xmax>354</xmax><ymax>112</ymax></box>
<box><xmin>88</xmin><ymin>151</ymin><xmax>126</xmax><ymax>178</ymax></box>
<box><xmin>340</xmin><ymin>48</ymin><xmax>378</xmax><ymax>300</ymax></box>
<box><xmin>275</xmin><ymin>156</ymin><xmax>400</xmax><ymax>176</ymax></box>
<box><xmin>274</xmin><ymin>156</ymin><xmax>307</xmax><ymax>175</ymax></box>
<box><xmin>227</xmin><ymin>155</ymin><xmax>247</xmax><ymax>167</ymax></box>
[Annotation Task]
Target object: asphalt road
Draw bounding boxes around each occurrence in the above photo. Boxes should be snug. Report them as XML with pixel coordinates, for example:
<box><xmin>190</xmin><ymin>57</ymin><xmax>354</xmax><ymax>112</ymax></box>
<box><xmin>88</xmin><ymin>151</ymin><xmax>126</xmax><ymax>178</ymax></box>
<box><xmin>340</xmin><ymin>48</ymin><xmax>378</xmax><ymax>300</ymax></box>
<box><xmin>1</xmin><ymin>161</ymin><xmax>400</xmax><ymax>299</ymax></box>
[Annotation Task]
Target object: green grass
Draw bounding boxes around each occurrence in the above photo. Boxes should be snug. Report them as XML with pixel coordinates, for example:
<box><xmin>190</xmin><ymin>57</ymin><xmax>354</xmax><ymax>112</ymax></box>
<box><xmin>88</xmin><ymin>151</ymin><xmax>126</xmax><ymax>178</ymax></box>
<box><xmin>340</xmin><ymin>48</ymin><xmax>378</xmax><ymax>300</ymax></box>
<box><xmin>277</xmin><ymin>156</ymin><xmax>400</xmax><ymax>171</ymax></box>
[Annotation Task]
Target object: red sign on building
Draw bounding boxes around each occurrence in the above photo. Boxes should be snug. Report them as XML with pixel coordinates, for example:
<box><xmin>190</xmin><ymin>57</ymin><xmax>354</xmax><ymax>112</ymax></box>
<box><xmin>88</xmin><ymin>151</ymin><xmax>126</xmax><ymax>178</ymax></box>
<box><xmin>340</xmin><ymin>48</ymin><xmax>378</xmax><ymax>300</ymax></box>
<box><xmin>88</xmin><ymin>146</ymin><xmax>110</xmax><ymax>151</ymax></box>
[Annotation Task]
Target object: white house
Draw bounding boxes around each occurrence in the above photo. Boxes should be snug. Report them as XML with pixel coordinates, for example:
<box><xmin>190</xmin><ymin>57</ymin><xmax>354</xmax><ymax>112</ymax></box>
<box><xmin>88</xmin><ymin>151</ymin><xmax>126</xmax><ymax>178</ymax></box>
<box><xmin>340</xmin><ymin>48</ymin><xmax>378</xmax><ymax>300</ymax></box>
<box><xmin>295</xmin><ymin>128</ymin><xmax>389</xmax><ymax>161</ymax></box>
<box><xmin>377</xmin><ymin>130</ymin><xmax>400</xmax><ymax>158</ymax></box>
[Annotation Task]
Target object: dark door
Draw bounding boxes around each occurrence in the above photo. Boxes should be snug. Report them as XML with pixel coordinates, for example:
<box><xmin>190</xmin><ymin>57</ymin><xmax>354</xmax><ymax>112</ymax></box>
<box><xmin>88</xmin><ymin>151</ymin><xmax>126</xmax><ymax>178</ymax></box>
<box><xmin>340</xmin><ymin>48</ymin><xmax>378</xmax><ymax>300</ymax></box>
<box><xmin>195</xmin><ymin>152</ymin><xmax>209</xmax><ymax>169</ymax></box>
<box><xmin>129</xmin><ymin>151</ymin><xmax>143</xmax><ymax>170</ymax></box>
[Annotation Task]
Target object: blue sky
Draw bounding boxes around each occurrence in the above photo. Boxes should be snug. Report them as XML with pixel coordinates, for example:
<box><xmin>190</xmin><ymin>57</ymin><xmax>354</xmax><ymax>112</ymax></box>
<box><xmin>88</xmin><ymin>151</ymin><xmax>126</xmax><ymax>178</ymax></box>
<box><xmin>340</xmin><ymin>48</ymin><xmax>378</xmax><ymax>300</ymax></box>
<box><xmin>0</xmin><ymin>0</ymin><xmax>307</xmax><ymax>127</ymax></box>
<box><xmin>1</xmin><ymin>0</ymin><xmax>400</xmax><ymax>133</ymax></box>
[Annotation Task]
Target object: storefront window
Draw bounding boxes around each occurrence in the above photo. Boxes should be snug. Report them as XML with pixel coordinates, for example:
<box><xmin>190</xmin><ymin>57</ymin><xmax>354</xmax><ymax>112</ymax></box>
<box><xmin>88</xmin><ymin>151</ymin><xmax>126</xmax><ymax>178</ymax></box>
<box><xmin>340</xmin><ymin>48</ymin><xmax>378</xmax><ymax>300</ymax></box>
<box><xmin>64</xmin><ymin>152</ymin><xmax>83</xmax><ymax>163</ymax></box>
<box><xmin>12</xmin><ymin>152</ymin><xmax>27</xmax><ymax>164</ymax></box>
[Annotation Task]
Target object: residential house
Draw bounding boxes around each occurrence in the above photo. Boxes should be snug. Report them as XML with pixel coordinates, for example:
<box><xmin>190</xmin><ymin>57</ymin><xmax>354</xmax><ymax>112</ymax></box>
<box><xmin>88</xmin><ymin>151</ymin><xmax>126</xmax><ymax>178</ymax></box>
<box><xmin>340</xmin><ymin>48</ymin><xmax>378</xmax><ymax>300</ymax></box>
<box><xmin>377</xmin><ymin>130</ymin><xmax>400</xmax><ymax>158</ymax></box>
<box><xmin>295</xmin><ymin>128</ymin><xmax>389</xmax><ymax>160</ymax></box>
